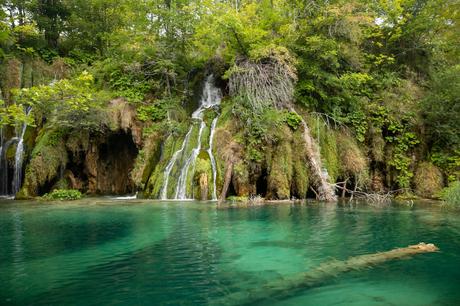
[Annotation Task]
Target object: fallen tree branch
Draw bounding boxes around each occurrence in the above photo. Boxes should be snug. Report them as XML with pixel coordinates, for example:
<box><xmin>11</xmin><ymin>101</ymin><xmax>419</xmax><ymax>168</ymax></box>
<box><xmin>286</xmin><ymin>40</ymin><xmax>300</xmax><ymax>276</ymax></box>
<box><xmin>294</xmin><ymin>110</ymin><xmax>337</xmax><ymax>202</ymax></box>
<box><xmin>333</xmin><ymin>184</ymin><xmax>411</xmax><ymax>205</ymax></box>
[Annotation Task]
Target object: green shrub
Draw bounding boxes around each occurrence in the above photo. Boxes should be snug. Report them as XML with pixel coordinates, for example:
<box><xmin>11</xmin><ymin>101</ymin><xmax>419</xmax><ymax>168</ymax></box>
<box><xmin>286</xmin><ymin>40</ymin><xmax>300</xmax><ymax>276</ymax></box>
<box><xmin>43</xmin><ymin>189</ymin><xmax>83</xmax><ymax>201</ymax></box>
<box><xmin>285</xmin><ymin>112</ymin><xmax>302</xmax><ymax>130</ymax></box>
<box><xmin>440</xmin><ymin>181</ymin><xmax>460</xmax><ymax>207</ymax></box>
<box><xmin>227</xmin><ymin>196</ymin><xmax>249</xmax><ymax>202</ymax></box>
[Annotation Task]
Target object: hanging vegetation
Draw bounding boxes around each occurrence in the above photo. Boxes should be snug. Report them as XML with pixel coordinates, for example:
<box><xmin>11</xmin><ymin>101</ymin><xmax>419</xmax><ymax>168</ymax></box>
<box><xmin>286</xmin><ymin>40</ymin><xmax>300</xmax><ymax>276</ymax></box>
<box><xmin>227</xmin><ymin>48</ymin><xmax>297</xmax><ymax>112</ymax></box>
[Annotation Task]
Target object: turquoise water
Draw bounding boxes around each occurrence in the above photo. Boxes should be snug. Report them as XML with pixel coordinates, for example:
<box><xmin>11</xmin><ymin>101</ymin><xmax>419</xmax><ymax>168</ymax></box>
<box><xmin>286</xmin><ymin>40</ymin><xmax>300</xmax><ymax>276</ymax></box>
<box><xmin>0</xmin><ymin>199</ymin><xmax>459</xmax><ymax>305</ymax></box>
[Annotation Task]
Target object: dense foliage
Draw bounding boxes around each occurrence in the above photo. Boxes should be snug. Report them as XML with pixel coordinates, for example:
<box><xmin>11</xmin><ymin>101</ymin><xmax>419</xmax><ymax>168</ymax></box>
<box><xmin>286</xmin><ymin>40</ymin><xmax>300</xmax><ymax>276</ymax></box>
<box><xmin>42</xmin><ymin>189</ymin><xmax>82</xmax><ymax>200</ymax></box>
<box><xmin>1</xmin><ymin>0</ymin><xmax>459</xmax><ymax>195</ymax></box>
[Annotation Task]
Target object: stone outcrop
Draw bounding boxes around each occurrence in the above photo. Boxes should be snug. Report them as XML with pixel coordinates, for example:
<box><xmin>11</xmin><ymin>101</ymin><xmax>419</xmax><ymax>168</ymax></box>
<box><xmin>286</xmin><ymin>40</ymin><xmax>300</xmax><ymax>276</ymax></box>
<box><xmin>19</xmin><ymin>99</ymin><xmax>142</xmax><ymax>197</ymax></box>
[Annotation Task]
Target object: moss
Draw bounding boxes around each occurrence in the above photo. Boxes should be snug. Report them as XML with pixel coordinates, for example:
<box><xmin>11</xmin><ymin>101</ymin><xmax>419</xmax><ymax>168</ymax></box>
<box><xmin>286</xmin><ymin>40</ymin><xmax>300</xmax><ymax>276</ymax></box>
<box><xmin>233</xmin><ymin>160</ymin><xmax>250</xmax><ymax>197</ymax></box>
<box><xmin>213</xmin><ymin>127</ymin><xmax>236</xmax><ymax>194</ymax></box>
<box><xmin>321</xmin><ymin>129</ymin><xmax>340</xmax><ymax>183</ymax></box>
<box><xmin>20</xmin><ymin>128</ymin><xmax>69</xmax><ymax>197</ymax></box>
<box><xmin>217</xmin><ymin>97</ymin><xmax>235</xmax><ymax>129</ymax></box>
<box><xmin>266</xmin><ymin>126</ymin><xmax>293</xmax><ymax>200</ymax></box>
<box><xmin>291</xmin><ymin>129</ymin><xmax>309</xmax><ymax>198</ymax></box>
<box><xmin>227</xmin><ymin>196</ymin><xmax>249</xmax><ymax>202</ymax></box>
<box><xmin>5</xmin><ymin>143</ymin><xmax>16</xmax><ymax>160</ymax></box>
<box><xmin>336</xmin><ymin>131</ymin><xmax>369</xmax><ymax>187</ymax></box>
<box><xmin>131</xmin><ymin>132</ymin><xmax>162</xmax><ymax>188</ymax></box>
<box><xmin>414</xmin><ymin>162</ymin><xmax>443</xmax><ymax>198</ymax></box>
<box><xmin>145</xmin><ymin>133</ymin><xmax>182</xmax><ymax>198</ymax></box>
<box><xmin>194</xmin><ymin>155</ymin><xmax>212</xmax><ymax>199</ymax></box>
<box><xmin>144</xmin><ymin>121</ymin><xmax>205</xmax><ymax>198</ymax></box>
<box><xmin>307</xmin><ymin>116</ymin><xmax>340</xmax><ymax>183</ymax></box>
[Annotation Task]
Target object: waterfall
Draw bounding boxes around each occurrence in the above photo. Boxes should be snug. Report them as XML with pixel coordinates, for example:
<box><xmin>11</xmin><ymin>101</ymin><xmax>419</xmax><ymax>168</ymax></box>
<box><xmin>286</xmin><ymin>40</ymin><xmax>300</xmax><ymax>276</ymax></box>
<box><xmin>160</xmin><ymin>75</ymin><xmax>221</xmax><ymax>200</ymax></box>
<box><xmin>160</xmin><ymin>127</ymin><xmax>193</xmax><ymax>200</ymax></box>
<box><xmin>12</xmin><ymin>107</ymin><xmax>32</xmax><ymax>196</ymax></box>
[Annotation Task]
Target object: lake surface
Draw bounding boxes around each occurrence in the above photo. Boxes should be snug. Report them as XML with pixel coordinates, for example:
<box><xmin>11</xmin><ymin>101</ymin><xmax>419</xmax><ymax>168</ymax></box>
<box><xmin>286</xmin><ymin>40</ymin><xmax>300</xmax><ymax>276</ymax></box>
<box><xmin>0</xmin><ymin>199</ymin><xmax>459</xmax><ymax>305</ymax></box>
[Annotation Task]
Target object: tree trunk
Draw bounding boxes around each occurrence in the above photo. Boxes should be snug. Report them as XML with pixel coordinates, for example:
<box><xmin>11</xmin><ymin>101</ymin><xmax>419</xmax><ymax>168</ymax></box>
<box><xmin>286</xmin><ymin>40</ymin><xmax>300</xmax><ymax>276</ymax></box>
<box><xmin>293</xmin><ymin>109</ymin><xmax>337</xmax><ymax>201</ymax></box>
<box><xmin>219</xmin><ymin>161</ymin><xmax>234</xmax><ymax>204</ymax></box>
<box><xmin>213</xmin><ymin>243</ymin><xmax>438</xmax><ymax>305</ymax></box>
<box><xmin>199</xmin><ymin>173</ymin><xmax>208</xmax><ymax>201</ymax></box>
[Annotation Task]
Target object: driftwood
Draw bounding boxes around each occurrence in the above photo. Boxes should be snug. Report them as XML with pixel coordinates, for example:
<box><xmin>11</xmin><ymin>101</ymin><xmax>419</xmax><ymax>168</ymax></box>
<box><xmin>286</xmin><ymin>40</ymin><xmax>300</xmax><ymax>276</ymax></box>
<box><xmin>213</xmin><ymin>242</ymin><xmax>439</xmax><ymax>305</ymax></box>
<box><xmin>334</xmin><ymin>183</ymin><xmax>406</xmax><ymax>205</ymax></box>
<box><xmin>294</xmin><ymin>110</ymin><xmax>337</xmax><ymax>202</ymax></box>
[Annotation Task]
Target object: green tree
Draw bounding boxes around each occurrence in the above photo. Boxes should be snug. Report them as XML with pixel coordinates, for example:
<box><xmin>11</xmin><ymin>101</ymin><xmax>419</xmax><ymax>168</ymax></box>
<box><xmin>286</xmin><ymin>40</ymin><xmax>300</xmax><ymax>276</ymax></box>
<box><xmin>29</xmin><ymin>0</ymin><xmax>69</xmax><ymax>49</ymax></box>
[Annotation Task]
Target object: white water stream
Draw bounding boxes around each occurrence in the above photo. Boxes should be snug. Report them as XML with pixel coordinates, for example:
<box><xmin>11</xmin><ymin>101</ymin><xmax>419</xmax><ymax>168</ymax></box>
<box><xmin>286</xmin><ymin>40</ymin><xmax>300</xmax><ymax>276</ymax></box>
<box><xmin>12</xmin><ymin>107</ymin><xmax>32</xmax><ymax>196</ymax></box>
<box><xmin>160</xmin><ymin>75</ymin><xmax>221</xmax><ymax>200</ymax></box>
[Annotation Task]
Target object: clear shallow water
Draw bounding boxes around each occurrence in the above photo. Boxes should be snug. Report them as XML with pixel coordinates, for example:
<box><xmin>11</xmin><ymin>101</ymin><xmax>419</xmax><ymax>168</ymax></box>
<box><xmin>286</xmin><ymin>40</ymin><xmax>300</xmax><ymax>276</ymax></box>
<box><xmin>0</xmin><ymin>200</ymin><xmax>459</xmax><ymax>305</ymax></box>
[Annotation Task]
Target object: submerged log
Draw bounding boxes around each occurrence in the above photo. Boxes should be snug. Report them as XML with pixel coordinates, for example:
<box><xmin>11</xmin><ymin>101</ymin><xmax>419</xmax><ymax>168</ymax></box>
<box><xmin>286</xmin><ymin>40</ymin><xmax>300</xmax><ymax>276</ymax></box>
<box><xmin>214</xmin><ymin>242</ymin><xmax>439</xmax><ymax>305</ymax></box>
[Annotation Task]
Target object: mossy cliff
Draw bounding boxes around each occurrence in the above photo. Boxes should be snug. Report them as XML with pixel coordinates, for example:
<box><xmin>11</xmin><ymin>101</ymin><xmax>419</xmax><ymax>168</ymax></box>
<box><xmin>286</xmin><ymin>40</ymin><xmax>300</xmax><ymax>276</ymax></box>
<box><xmin>9</xmin><ymin>73</ymin><xmax>455</xmax><ymax>201</ymax></box>
<box><xmin>132</xmin><ymin>96</ymin><xmax>368</xmax><ymax>200</ymax></box>
<box><xmin>18</xmin><ymin>99</ymin><xmax>142</xmax><ymax>198</ymax></box>
<box><xmin>15</xmin><ymin>90</ymin><xmax>437</xmax><ymax>201</ymax></box>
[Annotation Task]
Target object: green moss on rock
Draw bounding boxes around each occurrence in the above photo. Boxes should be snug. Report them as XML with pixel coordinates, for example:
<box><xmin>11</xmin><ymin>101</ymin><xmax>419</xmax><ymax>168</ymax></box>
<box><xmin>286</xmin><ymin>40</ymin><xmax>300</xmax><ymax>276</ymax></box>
<box><xmin>20</xmin><ymin>128</ymin><xmax>68</xmax><ymax>197</ymax></box>
<box><xmin>414</xmin><ymin>162</ymin><xmax>443</xmax><ymax>198</ymax></box>
<box><xmin>291</xmin><ymin>129</ymin><xmax>309</xmax><ymax>198</ymax></box>
<box><xmin>266</xmin><ymin>126</ymin><xmax>293</xmax><ymax>200</ymax></box>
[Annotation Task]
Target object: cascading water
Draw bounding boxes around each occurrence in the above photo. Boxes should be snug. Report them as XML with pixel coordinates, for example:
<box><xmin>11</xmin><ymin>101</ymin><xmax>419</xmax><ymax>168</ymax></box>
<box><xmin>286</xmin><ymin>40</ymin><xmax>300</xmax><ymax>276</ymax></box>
<box><xmin>12</xmin><ymin>107</ymin><xmax>32</xmax><ymax>195</ymax></box>
<box><xmin>175</xmin><ymin>121</ymin><xmax>206</xmax><ymax>199</ymax></box>
<box><xmin>160</xmin><ymin>127</ymin><xmax>193</xmax><ymax>200</ymax></box>
<box><xmin>160</xmin><ymin>75</ymin><xmax>222</xmax><ymax>200</ymax></box>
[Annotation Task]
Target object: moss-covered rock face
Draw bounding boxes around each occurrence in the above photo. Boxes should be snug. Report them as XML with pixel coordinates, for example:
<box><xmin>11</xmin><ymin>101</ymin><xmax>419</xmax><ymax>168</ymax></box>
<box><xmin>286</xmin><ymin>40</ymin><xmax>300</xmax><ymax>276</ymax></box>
<box><xmin>194</xmin><ymin>154</ymin><xmax>212</xmax><ymax>200</ymax></box>
<box><xmin>414</xmin><ymin>162</ymin><xmax>444</xmax><ymax>198</ymax></box>
<box><xmin>131</xmin><ymin>133</ymin><xmax>162</xmax><ymax>189</ymax></box>
<box><xmin>291</xmin><ymin>129</ymin><xmax>309</xmax><ymax>199</ymax></box>
<box><xmin>336</xmin><ymin>132</ymin><xmax>369</xmax><ymax>188</ymax></box>
<box><xmin>266</xmin><ymin>126</ymin><xmax>293</xmax><ymax>200</ymax></box>
<box><xmin>18</xmin><ymin>99</ymin><xmax>143</xmax><ymax>197</ymax></box>
<box><xmin>19</xmin><ymin>128</ymin><xmax>69</xmax><ymax>198</ymax></box>
<box><xmin>307</xmin><ymin>116</ymin><xmax>340</xmax><ymax>183</ymax></box>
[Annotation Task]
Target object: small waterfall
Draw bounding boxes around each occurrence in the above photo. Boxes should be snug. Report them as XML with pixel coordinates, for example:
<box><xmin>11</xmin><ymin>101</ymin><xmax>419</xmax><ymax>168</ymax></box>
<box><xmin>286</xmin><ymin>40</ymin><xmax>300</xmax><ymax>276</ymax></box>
<box><xmin>12</xmin><ymin>107</ymin><xmax>32</xmax><ymax>195</ymax></box>
<box><xmin>175</xmin><ymin>121</ymin><xmax>206</xmax><ymax>199</ymax></box>
<box><xmin>160</xmin><ymin>75</ymin><xmax>221</xmax><ymax>200</ymax></box>
<box><xmin>208</xmin><ymin>117</ymin><xmax>219</xmax><ymax>200</ymax></box>
<box><xmin>160</xmin><ymin>127</ymin><xmax>193</xmax><ymax>200</ymax></box>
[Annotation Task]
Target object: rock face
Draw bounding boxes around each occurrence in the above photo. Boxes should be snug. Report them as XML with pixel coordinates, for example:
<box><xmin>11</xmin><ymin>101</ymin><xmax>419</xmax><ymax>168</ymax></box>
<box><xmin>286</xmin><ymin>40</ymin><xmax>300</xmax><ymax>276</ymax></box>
<box><xmin>82</xmin><ymin>131</ymin><xmax>138</xmax><ymax>194</ymax></box>
<box><xmin>19</xmin><ymin>99</ymin><xmax>142</xmax><ymax>197</ymax></box>
<box><xmin>18</xmin><ymin>94</ymin><xmax>370</xmax><ymax>200</ymax></box>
